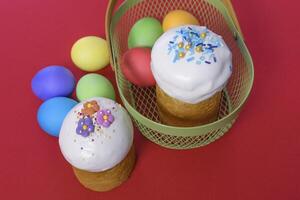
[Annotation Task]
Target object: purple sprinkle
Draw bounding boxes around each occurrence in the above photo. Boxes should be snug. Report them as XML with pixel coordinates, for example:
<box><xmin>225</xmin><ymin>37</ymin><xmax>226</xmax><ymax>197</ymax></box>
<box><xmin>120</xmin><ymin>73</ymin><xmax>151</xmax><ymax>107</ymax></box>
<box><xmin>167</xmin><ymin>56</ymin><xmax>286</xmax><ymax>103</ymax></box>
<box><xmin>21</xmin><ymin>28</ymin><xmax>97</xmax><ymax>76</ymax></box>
<box><xmin>188</xmin><ymin>27</ymin><xmax>192</xmax><ymax>30</ymax></box>
<box><xmin>213</xmin><ymin>57</ymin><xmax>217</xmax><ymax>62</ymax></box>
<box><xmin>96</xmin><ymin>109</ymin><xmax>115</xmax><ymax>128</ymax></box>
<box><xmin>169</xmin><ymin>41</ymin><xmax>174</xmax><ymax>44</ymax></box>
<box><xmin>76</xmin><ymin>117</ymin><xmax>95</xmax><ymax>137</ymax></box>
<box><xmin>205</xmin><ymin>61</ymin><xmax>211</xmax><ymax>64</ymax></box>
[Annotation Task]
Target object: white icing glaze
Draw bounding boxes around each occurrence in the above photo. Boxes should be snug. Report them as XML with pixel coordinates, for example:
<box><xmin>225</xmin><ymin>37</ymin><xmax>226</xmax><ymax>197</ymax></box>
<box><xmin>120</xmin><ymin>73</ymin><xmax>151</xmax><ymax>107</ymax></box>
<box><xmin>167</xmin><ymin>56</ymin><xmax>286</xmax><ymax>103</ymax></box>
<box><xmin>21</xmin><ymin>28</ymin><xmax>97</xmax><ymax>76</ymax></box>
<box><xmin>151</xmin><ymin>25</ymin><xmax>232</xmax><ymax>104</ymax></box>
<box><xmin>59</xmin><ymin>97</ymin><xmax>133</xmax><ymax>173</ymax></box>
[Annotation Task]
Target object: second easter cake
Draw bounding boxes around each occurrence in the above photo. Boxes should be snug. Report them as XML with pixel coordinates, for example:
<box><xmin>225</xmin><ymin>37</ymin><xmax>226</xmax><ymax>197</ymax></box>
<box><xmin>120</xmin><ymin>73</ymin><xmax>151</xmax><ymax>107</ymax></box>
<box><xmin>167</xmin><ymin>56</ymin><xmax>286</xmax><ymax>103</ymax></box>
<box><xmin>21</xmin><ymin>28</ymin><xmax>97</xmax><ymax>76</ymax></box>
<box><xmin>151</xmin><ymin>25</ymin><xmax>233</xmax><ymax>127</ymax></box>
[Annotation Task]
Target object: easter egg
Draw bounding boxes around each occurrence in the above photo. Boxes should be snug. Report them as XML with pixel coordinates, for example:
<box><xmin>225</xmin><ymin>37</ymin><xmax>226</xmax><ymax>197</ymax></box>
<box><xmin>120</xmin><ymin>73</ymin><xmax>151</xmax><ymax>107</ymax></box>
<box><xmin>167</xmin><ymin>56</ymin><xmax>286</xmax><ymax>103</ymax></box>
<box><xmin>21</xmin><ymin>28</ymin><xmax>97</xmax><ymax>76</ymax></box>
<box><xmin>121</xmin><ymin>48</ymin><xmax>156</xmax><ymax>87</ymax></box>
<box><xmin>31</xmin><ymin>65</ymin><xmax>76</xmax><ymax>101</ymax></box>
<box><xmin>128</xmin><ymin>17</ymin><xmax>163</xmax><ymax>49</ymax></box>
<box><xmin>76</xmin><ymin>74</ymin><xmax>115</xmax><ymax>101</ymax></box>
<box><xmin>71</xmin><ymin>36</ymin><xmax>110</xmax><ymax>72</ymax></box>
<box><xmin>37</xmin><ymin>97</ymin><xmax>78</xmax><ymax>137</ymax></box>
<box><xmin>162</xmin><ymin>10</ymin><xmax>199</xmax><ymax>32</ymax></box>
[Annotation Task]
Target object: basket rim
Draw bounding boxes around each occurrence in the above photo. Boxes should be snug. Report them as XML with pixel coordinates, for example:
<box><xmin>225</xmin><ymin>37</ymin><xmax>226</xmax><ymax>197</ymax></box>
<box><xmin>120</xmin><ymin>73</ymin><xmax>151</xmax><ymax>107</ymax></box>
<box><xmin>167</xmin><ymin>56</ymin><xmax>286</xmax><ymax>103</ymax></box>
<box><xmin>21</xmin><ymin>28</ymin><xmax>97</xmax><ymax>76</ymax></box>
<box><xmin>109</xmin><ymin>0</ymin><xmax>255</xmax><ymax>137</ymax></box>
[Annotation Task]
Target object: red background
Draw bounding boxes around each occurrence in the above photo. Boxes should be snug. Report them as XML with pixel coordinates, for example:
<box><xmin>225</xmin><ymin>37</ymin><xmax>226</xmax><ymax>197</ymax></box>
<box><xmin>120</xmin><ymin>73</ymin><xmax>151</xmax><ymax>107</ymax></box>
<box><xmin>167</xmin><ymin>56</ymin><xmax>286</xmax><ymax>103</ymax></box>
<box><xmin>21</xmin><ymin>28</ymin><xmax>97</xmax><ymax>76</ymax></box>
<box><xmin>1</xmin><ymin>0</ymin><xmax>299</xmax><ymax>199</ymax></box>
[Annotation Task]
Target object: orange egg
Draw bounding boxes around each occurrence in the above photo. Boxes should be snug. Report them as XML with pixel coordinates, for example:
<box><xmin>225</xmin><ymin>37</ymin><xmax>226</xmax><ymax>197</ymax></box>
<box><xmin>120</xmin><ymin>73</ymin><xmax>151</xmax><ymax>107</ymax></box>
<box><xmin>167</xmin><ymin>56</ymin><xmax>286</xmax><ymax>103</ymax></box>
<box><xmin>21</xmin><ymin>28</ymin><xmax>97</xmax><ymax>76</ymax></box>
<box><xmin>163</xmin><ymin>10</ymin><xmax>200</xmax><ymax>32</ymax></box>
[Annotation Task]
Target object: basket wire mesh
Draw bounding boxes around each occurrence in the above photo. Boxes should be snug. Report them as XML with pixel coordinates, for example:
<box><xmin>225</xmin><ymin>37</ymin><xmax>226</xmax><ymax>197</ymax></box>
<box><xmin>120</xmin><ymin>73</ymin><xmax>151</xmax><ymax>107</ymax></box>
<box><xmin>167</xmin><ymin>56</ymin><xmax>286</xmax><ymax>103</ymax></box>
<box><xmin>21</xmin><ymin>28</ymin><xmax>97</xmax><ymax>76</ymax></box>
<box><xmin>106</xmin><ymin>0</ymin><xmax>254</xmax><ymax>149</ymax></box>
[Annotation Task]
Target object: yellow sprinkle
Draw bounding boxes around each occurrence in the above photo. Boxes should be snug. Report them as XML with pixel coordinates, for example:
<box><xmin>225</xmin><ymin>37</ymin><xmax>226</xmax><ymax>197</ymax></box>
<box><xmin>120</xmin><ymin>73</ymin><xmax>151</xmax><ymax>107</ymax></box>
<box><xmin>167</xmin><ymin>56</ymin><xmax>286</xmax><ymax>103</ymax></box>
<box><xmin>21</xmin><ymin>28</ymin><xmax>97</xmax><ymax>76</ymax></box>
<box><xmin>179</xmin><ymin>52</ymin><xmax>185</xmax><ymax>58</ymax></box>
<box><xmin>195</xmin><ymin>46</ymin><xmax>202</xmax><ymax>53</ymax></box>
<box><xmin>83</xmin><ymin>125</ymin><xmax>88</xmax><ymax>130</ymax></box>
<box><xmin>87</xmin><ymin>103</ymin><xmax>92</xmax><ymax>108</ymax></box>
<box><xmin>185</xmin><ymin>44</ymin><xmax>191</xmax><ymax>50</ymax></box>
<box><xmin>201</xmin><ymin>32</ymin><xmax>206</xmax><ymax>38</ymax></box>
<box><xmin>178</xmin><ymin>42</ymin><xmax>184</xmax><ymax>48</ymax></box>
<box><xmin>103</xmin><ymin>115</ymin><xmax>108</xmax><ymax>120</ymax></box>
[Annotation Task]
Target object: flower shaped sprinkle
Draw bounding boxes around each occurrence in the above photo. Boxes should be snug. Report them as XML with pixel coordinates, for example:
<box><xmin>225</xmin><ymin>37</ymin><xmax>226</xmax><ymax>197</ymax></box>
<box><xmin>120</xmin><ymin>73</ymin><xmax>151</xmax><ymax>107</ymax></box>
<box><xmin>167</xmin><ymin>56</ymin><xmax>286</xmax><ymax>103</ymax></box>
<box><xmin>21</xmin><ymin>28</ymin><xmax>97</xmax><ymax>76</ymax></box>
<box><xmin>81</xmin><ymin>101</ymin><xmax>100</xmax><ymax>116</ymax></box>
<box><xmin>76</xmin><ymin>117</ymin><xmax>95</xmax><ymax>137</ymax></box>
<box><xmin>97</xmin><ymin>109</ymin><xmax>114</xmax><ymax>128</ymax></box>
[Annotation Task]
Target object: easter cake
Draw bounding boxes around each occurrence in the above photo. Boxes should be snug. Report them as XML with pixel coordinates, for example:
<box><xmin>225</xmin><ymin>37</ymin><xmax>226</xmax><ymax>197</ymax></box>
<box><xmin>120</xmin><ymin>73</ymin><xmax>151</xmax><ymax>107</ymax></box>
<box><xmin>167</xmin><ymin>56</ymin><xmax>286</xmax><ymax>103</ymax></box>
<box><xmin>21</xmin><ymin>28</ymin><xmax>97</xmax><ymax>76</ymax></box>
<box><xmin>151</xmin><ymin>25</ymin><xmax>232</xmax><ymax>127</ymax></box>
<box><xmin>59</xmin><ymin>97</ymin><xmax>135</xmax><ymax>191</ymax></box>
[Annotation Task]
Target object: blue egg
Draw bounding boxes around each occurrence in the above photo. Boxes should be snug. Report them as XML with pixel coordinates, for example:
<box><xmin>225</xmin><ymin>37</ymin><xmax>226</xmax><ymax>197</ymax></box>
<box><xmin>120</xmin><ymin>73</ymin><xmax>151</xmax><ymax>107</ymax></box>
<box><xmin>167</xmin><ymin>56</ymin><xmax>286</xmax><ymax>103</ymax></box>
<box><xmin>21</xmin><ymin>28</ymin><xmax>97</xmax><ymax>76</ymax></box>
<box><xmin>37</xmin><ymin>97</ymin><xmax>77</xmax><ymax>137</ymax></box>
<box><xmin>32</xmin><ymin>65</ymin><xmax>76</xmax><ymax>101</ymax></box>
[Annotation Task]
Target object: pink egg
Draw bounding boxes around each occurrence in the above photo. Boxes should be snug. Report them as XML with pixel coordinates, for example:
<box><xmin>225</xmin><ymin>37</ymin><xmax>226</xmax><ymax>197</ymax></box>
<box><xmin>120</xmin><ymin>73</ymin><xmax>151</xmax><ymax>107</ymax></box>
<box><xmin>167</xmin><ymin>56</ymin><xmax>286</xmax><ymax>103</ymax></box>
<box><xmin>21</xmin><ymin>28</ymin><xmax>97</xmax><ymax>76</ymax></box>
<box><xmin>121</xmin><ymin>48</ymin><xmax>156</xmax><ymax>87</ymax></box>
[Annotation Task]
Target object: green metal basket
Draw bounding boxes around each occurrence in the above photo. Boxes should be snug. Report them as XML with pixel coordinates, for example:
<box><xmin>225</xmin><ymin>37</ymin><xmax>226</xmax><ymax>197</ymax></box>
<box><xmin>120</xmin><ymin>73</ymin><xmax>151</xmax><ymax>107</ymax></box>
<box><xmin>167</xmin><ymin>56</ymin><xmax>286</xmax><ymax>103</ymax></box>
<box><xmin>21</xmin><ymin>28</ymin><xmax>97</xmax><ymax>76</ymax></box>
<box><xmin>105</xmin><ymin>0</ymin><xmax>254</xmax><ymax>149</ymax></box>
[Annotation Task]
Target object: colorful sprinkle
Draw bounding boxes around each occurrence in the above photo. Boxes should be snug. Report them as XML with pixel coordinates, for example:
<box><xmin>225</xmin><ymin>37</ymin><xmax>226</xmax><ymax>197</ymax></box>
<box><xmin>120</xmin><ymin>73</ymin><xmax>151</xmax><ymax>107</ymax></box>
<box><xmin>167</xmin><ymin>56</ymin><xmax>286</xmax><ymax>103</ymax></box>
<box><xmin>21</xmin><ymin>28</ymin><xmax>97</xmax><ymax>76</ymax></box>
<box><xmin>168</xmin><ymin>26</ymin><xmax>223</xmax><ymax>65</ymax></box>
<box><xmin>187</xmin><ymin>57</ymin><xmax>195</xmax><ymax>62</ymax></box>
<box><xmin>178</xmin><ymin>42</ymin><xmax>184</xmax><ymax>48</ymax></box>
<box><xmin>179</xmin><ymin>52</ymin><xmax>185</xmax><ymax>58</ymax></box>
<box><xmin>185</xmin><ymin>44</ymin><xmax>191</xmax><ymax>50</ymax></box>
<box><xmin>195</xmin><ymin>46</ymin><xmax>202</xmax><ymax>53</ymax></box>
<box><xmin>97</xmin><ymin>109</ymin><xmax>115</xmax><ymax>128</ymax></box>
<box><xmin>81</xmin><ymin>101</ymin><xmax>100</xmax><ymax>116</ymax></box>
<box><xmin>76</xmin><ymin>117</ymin><xmax>95</xmax><ymax>137</ymax></box>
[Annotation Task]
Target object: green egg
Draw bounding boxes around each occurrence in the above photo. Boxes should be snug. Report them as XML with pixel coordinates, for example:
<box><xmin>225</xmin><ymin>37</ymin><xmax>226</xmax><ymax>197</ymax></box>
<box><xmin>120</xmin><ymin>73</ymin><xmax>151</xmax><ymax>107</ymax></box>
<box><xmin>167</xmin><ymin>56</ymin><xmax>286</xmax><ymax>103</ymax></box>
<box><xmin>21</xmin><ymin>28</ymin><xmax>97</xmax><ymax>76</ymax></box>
<box><xmin>76</xmin><ymin>74</ymin><xmax>115</xmax><ymax>101</ymax></box>
<box><xmin>128</xmin><ymin>17</ymin><xmax>163</xmax><ymax>49</ymax></box>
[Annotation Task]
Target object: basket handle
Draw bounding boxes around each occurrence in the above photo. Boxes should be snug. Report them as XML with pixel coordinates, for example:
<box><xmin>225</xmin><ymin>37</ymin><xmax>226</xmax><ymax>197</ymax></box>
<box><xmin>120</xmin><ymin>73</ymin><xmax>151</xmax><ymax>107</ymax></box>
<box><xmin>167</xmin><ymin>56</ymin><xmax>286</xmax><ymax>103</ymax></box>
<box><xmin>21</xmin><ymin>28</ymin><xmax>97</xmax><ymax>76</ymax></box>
<box><xmin>221</xmin><ymin>0</ymin><xmax>243</xmax><ymax>38</ymax></box>
<box><xmin>105</xmin><ymin>0</ymin><xmax>243</xmax><ymax>68</ymax></box>
<box><xmin>105</xmin><ymin>0</ymin><xmax>118</xmax><ymax>69</ymax></box>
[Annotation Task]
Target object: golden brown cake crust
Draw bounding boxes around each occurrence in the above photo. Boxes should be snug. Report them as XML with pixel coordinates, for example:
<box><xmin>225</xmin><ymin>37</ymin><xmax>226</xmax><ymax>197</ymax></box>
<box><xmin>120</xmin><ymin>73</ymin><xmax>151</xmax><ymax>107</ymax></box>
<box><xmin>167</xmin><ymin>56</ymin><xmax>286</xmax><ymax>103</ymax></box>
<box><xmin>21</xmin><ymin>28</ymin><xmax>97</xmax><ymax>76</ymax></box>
<box><xmin>72</xmin><ymin>145</ymin><xmax>136</xmax><ymax>192</ymax></box>
<box><xmin>156</xmin><ymin>86</ymin><xmax>221</xmax><ymax>127</ymax></box>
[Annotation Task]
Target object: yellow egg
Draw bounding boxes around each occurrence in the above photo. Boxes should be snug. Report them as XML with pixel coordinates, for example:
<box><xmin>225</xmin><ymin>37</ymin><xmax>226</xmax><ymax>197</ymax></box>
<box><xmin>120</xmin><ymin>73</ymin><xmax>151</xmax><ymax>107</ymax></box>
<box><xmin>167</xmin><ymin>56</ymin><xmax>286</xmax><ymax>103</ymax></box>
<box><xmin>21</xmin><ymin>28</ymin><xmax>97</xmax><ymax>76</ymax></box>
<box><xmin>163</xmin><ymin>10</ymin><xmax>200</xmax><ymax>32</ymax></box>
<box><xmin>71</xmin><ymin>36</ymin><xmax>110</xmax><ymax>72</ymax></box>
